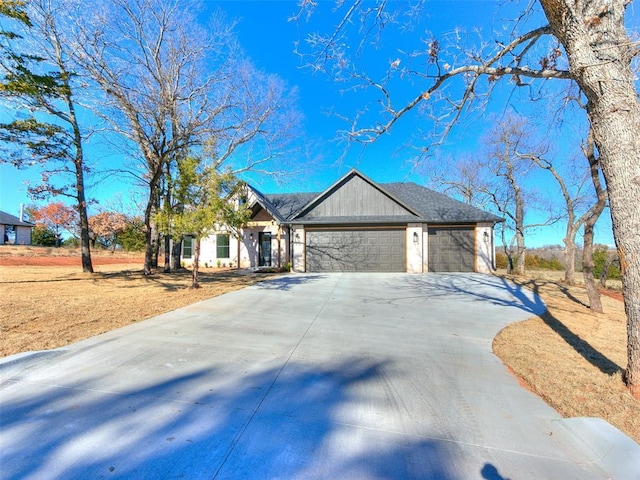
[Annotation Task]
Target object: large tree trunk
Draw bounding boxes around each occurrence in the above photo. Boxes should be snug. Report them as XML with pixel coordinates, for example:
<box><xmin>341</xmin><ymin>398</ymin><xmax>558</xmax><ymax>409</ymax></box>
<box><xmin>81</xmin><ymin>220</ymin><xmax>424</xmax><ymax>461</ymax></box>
<box><xmin>514</xmin><ymin>235</ymin><xmax>526</xmax><ymax>276</ymax></box>
<box><xmin>541</xmin><ymin>0</ymin><xmax>640</xmax><ymax>392</ymax></box>
<box><xmin>563</xmin><ymin>229</ymin><xmax>577</xmax><ymax>285</ymax></box>
<box><xmin>143</xmin><ymin>175</ymin><xmax>163</xmax><ymax>275</ymax></box>
<box><xmin>70</xmin><ymin>126</ymin><xmax>92</xmax><ymax>273</ymax></box>
<box><xmin>513</xmin><ymin>221</ymin><xmax>526</xmax><ymax>276</ymax></box>
<box><xmin>191</xmin><ymin>237</ymin><xmax>201</xmax><ymax>289</ymax></box>
<box><xmin>513</xmin><ymin>172</ymin><xmax>526</xmax><ymax>276</ymax></box>
<box><xmin>150</xmin><ymin>220</ymin><xmax>160</xmax><ymax>269</ymax></box>
<box><xmin>171</xmin><ymin>237</ymin><xmax>182</xmax><ymax>270</ymax></box>
<box><xmin>581</xmin><ymin>129</ymin><xmax>607</xmax><ymax>313</ymax></box>
<box><xmin>163</xmin><ymin>235</ymin><xmax>171</xmax><ymax>273</ymax></box>
<box><xmin>74</xmin><ymin>156</ymin><xmax>93</xmax><ymax>274</ymax></box>
<box><xmin>143</xmin><ymin>182</ymin><xmax>158</xmax><ymax>275</ymax></box>
<box><xmin>583</xmin><ymin>222</ymin><xmax>603</xmax><ymax>313</ymax></box>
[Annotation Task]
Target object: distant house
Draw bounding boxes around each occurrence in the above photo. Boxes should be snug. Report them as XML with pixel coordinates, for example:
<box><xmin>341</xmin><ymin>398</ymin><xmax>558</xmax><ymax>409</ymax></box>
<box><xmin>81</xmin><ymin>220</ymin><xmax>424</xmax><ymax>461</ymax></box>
<box><xmin>182</xmin><ymin>169</ymin><xmax>503</xmax><ymax>273</ymax></box>
<box><xmin>0</xmin><ymin>210</ymin><xmax>34</xmax><ymax>245</ymax></box>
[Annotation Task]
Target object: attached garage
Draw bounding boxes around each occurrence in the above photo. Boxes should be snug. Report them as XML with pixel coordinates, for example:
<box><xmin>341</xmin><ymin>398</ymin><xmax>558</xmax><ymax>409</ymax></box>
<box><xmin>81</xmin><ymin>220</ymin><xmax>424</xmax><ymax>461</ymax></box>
<box><xmin>306</xmin><ymin>228</ymin><xmax>406</xmax><ymax>272</ymax></box>
<box><xmin>428</xmin><ymin>226</ymin><xmax>476</xmax><ymax>272</ymax></box>
<box><xmin>237</xmin><ymin>169</ymin><xmax>501</xmax><ymax>274</ymax></box>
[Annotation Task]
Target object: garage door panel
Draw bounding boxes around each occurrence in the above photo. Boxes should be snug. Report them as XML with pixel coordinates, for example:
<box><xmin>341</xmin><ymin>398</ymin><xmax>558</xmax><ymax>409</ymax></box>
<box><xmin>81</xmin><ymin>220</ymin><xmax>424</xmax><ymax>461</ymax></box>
<box><xmin>428</xmin><ymin>227</ymin><xmax>475</xmax><ymax>272</ymax></box>
<box><xmin>307</xmin><ymin>228</ymin><xmax>406</xmax><ymax>272</ymax></box>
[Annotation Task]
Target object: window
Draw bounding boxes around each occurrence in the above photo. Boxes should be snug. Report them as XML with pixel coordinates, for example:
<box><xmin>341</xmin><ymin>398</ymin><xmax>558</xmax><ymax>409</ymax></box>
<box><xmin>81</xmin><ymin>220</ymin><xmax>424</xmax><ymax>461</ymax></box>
<box><xmin>182</xmin><ymin>236</ymin><xmax>193</xmax><ymax>258</ymax></box>
<box><xmin>216</xmin><ymin>234</ymin><xmax>230</xmax><ymax>258</ymax></box>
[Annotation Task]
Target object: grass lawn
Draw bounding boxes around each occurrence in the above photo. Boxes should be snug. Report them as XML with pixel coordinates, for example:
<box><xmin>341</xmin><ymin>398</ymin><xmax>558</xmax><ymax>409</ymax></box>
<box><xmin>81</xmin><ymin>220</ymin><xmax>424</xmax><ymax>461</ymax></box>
<box><xmin>1</xmin><ymin>247</ymin><xmax>638</xmax><ymax>444</ymax></box>
<box><xmin>1</xmin><ymin>246</ymin><xmax>275</xmax><ymax>357</ymax></box>
<box><xmin>493</xmin><ymin>271</ymin><xmax>638</xmax><ymax>444</ymax></box>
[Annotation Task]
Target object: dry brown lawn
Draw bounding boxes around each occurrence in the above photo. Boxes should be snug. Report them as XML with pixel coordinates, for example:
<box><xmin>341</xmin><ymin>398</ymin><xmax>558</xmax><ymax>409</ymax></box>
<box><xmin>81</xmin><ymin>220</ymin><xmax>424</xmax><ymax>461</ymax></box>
<box><xmin>493</xmin><ymin>272</ymin><xmax>639</xmax><ymax>444</ymax></box>
<box><xmin>1</xmin><ymin>246</ymin><xmax>274</xmax><ymax>358</ymax></box>
<box><xmin>1</xmin><ymin>247</ymin><xmax>638</xmax><ymax>444</ymax></box>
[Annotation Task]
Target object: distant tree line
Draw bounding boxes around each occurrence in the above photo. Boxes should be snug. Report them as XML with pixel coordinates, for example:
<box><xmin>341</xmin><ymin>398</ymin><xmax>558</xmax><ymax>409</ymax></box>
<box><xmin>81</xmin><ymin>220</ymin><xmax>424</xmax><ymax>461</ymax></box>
<box><xmin>496</xmin><ymin>245</ymin><xmax>621</xmax><ymax>283</ymax></box>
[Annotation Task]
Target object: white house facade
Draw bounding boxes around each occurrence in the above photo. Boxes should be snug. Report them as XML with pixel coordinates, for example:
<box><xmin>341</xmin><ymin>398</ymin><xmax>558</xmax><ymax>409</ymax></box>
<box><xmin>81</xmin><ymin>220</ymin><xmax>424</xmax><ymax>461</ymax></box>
<box><xmin>181</xmin><ymin>170</ymin><xmax>502</xmax><ymax>274</ymax></box>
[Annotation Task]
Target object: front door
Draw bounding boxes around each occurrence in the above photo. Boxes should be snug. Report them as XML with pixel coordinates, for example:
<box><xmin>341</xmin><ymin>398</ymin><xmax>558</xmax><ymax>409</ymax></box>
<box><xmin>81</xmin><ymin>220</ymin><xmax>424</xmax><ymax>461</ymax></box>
<box><xmin>259</xmin><ymin>232</ymin><xmax>272</xmax><ymax>266</ymax></box>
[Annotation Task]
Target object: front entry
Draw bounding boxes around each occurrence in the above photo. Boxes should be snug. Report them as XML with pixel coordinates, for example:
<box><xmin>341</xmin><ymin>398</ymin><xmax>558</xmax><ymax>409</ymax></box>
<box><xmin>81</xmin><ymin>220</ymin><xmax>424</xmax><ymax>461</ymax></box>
<box><xmin>259</xmin><ymin>232</ymin><xmax>272</xmax><ymax>266</ymax></box>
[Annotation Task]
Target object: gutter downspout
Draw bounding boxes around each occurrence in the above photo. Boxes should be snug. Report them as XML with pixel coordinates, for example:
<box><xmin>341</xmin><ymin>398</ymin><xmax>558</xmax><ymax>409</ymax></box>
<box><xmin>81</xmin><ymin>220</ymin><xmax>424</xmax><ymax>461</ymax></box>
<box><xmin>491</xmin><ymin>225</ymin><xmax>496</xmax><ymax>271</ymax></box>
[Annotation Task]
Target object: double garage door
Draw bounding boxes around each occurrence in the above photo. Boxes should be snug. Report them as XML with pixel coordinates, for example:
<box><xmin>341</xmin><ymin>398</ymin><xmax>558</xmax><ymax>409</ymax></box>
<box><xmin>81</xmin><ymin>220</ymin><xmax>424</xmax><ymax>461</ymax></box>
<box><xmin>306</xmin><ymin>228</ymin><xmax>406</xmax><ymax>272</ymax></box>
<box><xmin>305</xmin><ymin>226</ymin><xmax>476</xmax><ymax>272</ymax></box>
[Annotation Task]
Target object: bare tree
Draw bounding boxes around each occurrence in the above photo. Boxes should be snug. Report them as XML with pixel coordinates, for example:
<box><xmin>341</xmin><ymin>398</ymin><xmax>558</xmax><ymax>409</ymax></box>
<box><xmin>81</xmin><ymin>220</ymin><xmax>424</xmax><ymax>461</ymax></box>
<box><xmin>297</xmin><ymin>0</ymin><xmax>640</xmax><ymax>392</ymax></box>
<box><xmin>580</xmin><ymin>130</ymin><xmax>608</xmax><ymax>313</ymax></box>
<box><xmin>484</xmin><ymin>119</ymin><xmax>536</xmax><ymax>276</ymax></box>
<box><xmin>517</xmin><ymin>131</ymin><xmax>607</xmax><ymax>291</ymax></box>
<box><xmin>430</xmin><ymin>117</ymin><xmax>559</xmax><ymax>276</ymax></box>
<box><xmin>73</xmin><ymin>0</ymin><xmax>298</xmax><ymax>275</ymax></box>
<box><xmin>429</xmin><ymin>154</ymin><xmax>493</xmax><ymax>208</ymax></box>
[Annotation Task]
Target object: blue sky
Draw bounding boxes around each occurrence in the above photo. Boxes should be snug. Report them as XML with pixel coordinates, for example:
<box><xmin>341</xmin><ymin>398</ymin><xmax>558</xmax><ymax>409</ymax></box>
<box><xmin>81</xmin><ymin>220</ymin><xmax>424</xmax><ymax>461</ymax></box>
<box><xmin>1</xmin><ymin>0</ymin><xmax>624</xmax><ymax>247</ymax></box>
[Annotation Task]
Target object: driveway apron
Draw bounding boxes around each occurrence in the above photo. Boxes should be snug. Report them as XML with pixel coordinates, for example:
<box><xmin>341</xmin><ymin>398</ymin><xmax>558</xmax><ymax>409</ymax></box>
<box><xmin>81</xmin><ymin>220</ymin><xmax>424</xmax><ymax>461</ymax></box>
<box><xmin>0</xmin><ymin>273</ymin><xmax>632</xmax><ymax>479</ymax></box>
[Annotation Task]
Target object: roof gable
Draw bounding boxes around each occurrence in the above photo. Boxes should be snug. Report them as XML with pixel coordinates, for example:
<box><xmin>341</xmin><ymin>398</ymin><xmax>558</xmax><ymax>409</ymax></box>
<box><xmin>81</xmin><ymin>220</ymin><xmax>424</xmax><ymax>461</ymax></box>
<box><xmin>250</xmin><ymin>205</ymin><xmax>275</xmax><ymax>222</ymax></box>
<box><xmin>246</xmin><ymin>185</ymin><xmax>286</xmax><ymax>223</ymax></box>
<box><xmin>293</xmin><ymin>170</ymin><xmax>420</xmax><ymax>220</ymax></box>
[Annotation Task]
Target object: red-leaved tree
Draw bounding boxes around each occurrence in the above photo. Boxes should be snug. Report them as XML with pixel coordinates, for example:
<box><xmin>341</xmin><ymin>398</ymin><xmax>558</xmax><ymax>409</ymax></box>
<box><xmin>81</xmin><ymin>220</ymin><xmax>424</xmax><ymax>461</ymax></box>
<box><xmin>29</xmin><ymin>202</ymin><xmax>77</xmax><ymax>247</ymax></box>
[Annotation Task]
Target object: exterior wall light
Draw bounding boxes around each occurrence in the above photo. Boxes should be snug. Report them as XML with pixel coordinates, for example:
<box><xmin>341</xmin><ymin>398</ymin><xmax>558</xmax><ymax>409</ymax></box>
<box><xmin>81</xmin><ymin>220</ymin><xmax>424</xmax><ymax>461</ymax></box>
<box><xmin>484</xmin><ymin>231</ymin><xmax>490</xmax><ymax>244</ymax></box>
<box><xmin>413</xmin><ymin>232</ymin><xmax>419</xmax><ymax>245</ymax></box>
<box><xmin>249</xmin><ymin>232</ymin><xmax>253</xmax><ymax>240</ymax></box>
<box><xmin>295</xmin><ymin>232</ymin><xmax>300</xmax><ymax>240</ymax></box>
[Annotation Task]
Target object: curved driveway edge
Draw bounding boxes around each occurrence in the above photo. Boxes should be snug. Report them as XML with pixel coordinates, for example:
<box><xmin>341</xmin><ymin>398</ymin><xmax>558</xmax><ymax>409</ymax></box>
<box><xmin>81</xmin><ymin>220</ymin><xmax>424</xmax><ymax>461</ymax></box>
<box><xmin>1</xmin><ymin>273</ymin><xmax>638</xmax><ymax>479</ymax></box>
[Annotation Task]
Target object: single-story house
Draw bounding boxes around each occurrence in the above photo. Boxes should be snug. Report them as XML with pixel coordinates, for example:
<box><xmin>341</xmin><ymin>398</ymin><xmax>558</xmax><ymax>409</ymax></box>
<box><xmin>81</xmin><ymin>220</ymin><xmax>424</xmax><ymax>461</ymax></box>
<box><xmin>0</xmin><ymin>210</ymin><xmax>34</xmax><ymax>245</ymax></box>
<box><xmin>184</xmin><ymin>169</ymin><xmax>502</xmax><ymax>273</ymax></box>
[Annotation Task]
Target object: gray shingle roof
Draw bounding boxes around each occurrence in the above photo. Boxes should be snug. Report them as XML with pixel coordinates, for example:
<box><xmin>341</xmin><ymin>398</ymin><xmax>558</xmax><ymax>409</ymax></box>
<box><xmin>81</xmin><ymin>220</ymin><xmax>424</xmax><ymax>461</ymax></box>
<box><xmin>0</xmin><ymin>210</ymin><xmax>34</xmax><ymax>227</ymax></box>
<box><xmin>264</xmin><ymin>192</ymin><xmax>318</xmax><ymax>221</ymax></box>
<box><xmin>382</xmin><ymin>182</ymin><xmax>502</xmax><ymax>223</ymax></box>
<box><xmin>251</xmin><ymin>172</ymin><xmax>502</xmax><ymax>225</ymax></box>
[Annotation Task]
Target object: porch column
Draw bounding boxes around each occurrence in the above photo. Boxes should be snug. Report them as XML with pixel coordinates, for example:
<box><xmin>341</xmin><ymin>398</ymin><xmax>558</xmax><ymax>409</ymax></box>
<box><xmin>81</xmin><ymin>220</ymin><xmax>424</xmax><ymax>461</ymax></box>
<box><xmin>406</xmin><ymin>223</ymin><xmax>423</xmax><ymax>273</ymax></box>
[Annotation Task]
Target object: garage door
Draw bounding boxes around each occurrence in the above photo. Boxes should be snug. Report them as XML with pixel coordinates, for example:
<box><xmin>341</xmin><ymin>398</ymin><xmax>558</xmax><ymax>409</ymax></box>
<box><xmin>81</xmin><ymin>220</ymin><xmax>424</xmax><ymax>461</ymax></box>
<box><xmin>428</xmin><ymin>227</ymin><xmax>475</xmax><ymax>272</ymax></box>
<box><xmin>306</xmin><ymin>228</ymin><xmax>406</xmax><ymax>272</ymax></box>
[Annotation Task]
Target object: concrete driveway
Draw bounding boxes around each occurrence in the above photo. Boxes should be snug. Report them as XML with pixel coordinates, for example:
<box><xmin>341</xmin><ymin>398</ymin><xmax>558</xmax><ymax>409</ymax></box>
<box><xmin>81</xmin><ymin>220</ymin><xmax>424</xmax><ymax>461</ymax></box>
<box><xmin>1</xmin><ymin>273</ymin><xmax>637</xmax><ymax>479</ymax></box>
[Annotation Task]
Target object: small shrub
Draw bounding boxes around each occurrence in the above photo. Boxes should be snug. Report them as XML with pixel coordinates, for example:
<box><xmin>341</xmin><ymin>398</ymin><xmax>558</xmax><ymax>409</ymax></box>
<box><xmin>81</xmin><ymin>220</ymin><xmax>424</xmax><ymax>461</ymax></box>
<box><xmin>495</xmin><ymin>252</ymin><xmax>508</xmax><ymax>269</ymax></box>
<box><xmin>593</xmin><ymin>246</ymin><xmax>621</xmax><ymax>280</ymax></box>
<box><xmin>216</xmin><ymin>259</ymin><xmax>221</xmax><ymax>268</ymax></box>
<box><xmin>525</xmin><ymin>254</ymin><xmax>563</xmax><ymax>271</ymax></box>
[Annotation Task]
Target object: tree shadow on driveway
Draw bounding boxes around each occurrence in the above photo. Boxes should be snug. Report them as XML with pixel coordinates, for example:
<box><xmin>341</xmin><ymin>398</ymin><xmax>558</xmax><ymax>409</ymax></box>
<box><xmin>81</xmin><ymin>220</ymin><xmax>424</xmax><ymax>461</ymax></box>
<box><xmin>253</xmin><ymin>274</ymin><xmax>326</xmax><ymax>291</ymax></box>
<box><xmin>0</xmin><ymin>356</ymin><xmax>461</xmax><ymax>479</ymax></box>
<box><xmin>395</xmin><ymin>274</ymin><xmax>622</xmax><ymax>376</ymax></box>
<box><xmin>378</xmin><ymin>273</ymin><xmax>547</xmax><ymax>316</ymax></box>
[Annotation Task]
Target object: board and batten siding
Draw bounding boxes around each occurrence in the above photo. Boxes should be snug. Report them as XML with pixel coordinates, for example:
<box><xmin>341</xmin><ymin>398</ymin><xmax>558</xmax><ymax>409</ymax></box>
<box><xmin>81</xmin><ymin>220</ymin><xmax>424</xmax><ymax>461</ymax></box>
<box><xmin>304</xmin><ymin>175</ymin><xmax>413</xmax><ymax>218</ymax></box>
